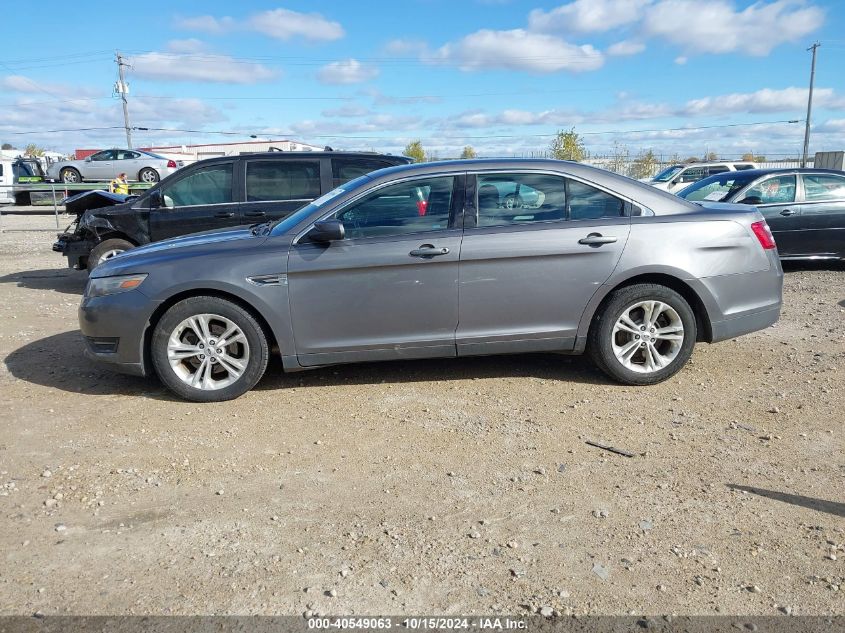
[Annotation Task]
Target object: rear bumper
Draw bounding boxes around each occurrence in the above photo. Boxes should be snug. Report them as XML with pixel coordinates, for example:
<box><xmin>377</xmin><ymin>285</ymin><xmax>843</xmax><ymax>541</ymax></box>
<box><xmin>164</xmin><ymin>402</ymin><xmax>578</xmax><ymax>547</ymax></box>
<box><xmin>78</xmin><ymin>290</ymin><xmax>160</xmax><ymax>376</ymax></box>
<box><xmin>710</xmin><ymin>304</ymin><xmax>781</xmax><ymax>342</ymax></box>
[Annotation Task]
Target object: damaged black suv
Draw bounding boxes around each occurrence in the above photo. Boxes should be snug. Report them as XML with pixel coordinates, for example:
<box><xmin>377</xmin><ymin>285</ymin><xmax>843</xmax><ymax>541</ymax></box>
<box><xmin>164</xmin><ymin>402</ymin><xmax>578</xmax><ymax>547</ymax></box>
<box><xmin>53</xmin><ymin>151</ymin><xmax>411</xmax><ymax>271</ymax></box>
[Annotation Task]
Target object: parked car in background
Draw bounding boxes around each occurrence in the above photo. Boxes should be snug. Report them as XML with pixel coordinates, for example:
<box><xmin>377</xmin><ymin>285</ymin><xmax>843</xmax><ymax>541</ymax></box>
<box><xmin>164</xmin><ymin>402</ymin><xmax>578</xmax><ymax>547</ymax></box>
<box><xmin>46</xmin><ymin>149</ymin><xmax>183</xmax><ymax>184</ymax></box>
<box><xmin>53</xmin><ymin>151</ymin><xmax>411</xmax><ymax>271</ymax></box>
<box><xmin>678</xmin><ymin>168</ymin><xmax>845</xmax><ymax>260</ymax></box>
<box><xmin>0</xmin><ymin>157</ymin><xmax>47</xmax><ymax>205</ymax></box>
<box><xmin>78</xmin><ymin>158</ymin><xmax>783</xmax><ymax>402</ymax></box>
<box><xmin>647</xmin><ymin>161</ymin><xmax>757</xmax><ymax>193</ymax></box>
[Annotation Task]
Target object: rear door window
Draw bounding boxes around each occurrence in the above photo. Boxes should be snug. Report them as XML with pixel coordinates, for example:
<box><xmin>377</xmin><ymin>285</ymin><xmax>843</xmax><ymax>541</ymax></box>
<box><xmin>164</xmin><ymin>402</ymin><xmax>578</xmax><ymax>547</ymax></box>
<box><xmin>246</xmin><ymin>160</ymin><xmax>321</xmax><ymax>202</ymax></box>
<box><xmin>476</xmin><ymin>173</ymin><xmax>565</xmax><ymax>226</ymax></box>
<box><xmin>567</xmin><ymin>179</ymin><xmax>626</xmax><ymax>220</ymax></box>
<box><xmin>802</xmin><ymin>174</ymin><xmax>845</xmax><ymax>201</ymax></box>
<box><xmin>332</xmin><ymin>158</ymin><xmax>396</xmax><ymax>187</ymax></box>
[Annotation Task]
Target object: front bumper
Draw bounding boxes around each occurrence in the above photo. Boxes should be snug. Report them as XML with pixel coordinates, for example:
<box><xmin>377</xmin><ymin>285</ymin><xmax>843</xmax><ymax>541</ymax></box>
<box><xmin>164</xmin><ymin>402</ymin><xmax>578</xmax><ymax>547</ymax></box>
<box><xmin>54</xmin><ymin>232</ymin><xmax>95</xmax><ymax>269</ymax></box>
<box><xmin>78</xmin><ymin>289</ymin><xmax>161</xmax><ymax>377</ymax></box>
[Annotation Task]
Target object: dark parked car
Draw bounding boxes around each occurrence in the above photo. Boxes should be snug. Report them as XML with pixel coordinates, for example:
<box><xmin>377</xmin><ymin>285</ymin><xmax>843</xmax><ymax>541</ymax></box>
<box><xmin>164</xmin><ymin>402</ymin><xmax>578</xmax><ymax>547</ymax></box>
<box><xmin>678</xmin><ymin>168</ymin><xmax>845</xmax><ymax>260</ymax></box>
<box><xmin>80</xmin><ymin>158</ymin><xmax>782</xmax><ymax>402</ymax></box>
<box><xmin>53</xmin><ymin>151</ymin><xmax>411</xmax><ymax>271</ymax></box>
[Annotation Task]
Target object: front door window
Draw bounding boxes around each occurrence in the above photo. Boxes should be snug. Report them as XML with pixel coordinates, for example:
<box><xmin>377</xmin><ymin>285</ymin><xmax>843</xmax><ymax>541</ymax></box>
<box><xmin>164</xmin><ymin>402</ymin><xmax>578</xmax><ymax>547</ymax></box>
<box><xmin>162</xmin><ymin>164</ymin><xmax>233</xmax><ymax>207</ymax></box>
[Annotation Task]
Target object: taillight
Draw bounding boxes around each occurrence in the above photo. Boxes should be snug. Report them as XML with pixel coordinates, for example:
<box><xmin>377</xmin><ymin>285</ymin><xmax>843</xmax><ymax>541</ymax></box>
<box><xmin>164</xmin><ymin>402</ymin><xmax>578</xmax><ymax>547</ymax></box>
<box><xmin>167</xmin><ymin>159</ymin><xmax>177</xmax><ymax>168</ymax></box>
<box><xmin>751</xmin><ymin>220</ymin><xmax>776</xmax><ymax>250</ymax></box>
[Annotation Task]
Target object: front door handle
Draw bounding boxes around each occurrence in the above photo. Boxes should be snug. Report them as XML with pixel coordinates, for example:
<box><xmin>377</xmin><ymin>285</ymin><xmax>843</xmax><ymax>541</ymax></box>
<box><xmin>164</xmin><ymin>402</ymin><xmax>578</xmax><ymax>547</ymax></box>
<box><xmin>245</xmin><ymin>210</ymin><xmax>267</xmax><ymax>218</ymax></box>
<box><xmin>214</xmin><ymin>211</ymin><xmax>235</xmax><ymax>219</ymax></box>
<box><xmin>409</xmin><ymin>245</ymin><xmax>450</xmax><ymax>258</ymax></box>
<box><xmin>780</xmin><ymin>209</ymin><xmax>795</xmax><ymax>216</ymax></box>
<box><xmin>578</xmin><ymin>233</ymin><xmax>617</xmax><ymax>246</ymax></box>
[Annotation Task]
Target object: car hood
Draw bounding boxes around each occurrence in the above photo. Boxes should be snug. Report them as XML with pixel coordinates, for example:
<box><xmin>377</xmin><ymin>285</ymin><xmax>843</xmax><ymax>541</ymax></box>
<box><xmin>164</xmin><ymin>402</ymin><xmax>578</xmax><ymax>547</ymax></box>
<box><xmin>66</xmin><ymin>190</ymin><xmax>138</xmax><ymax>217</ymax></box>
<box><xmin>91</xmin><ymin>227</ymin><xmax>265</xmax><ymax>278</ymax></box>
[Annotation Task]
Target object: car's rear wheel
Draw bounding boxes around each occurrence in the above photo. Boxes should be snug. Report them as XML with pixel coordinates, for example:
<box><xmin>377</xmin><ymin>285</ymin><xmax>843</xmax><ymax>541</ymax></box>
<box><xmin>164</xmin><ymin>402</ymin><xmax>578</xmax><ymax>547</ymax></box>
<box><xmin>87</xmin><ymin>238</ymin><xmax>134</xmax><ymax>272</ymax></box>
<box><xmin>588</xmin><ymin>283</ymin><xmax>696</xmax><ymax>385</ymax></box>
<box><xmin>139</xmin><ymin>168</ymin><xmax>159</xmax><ymax>183</ymax></box>
<box><xmin>60</xmin><ymin>167</ymin><xmax>81</xmax><ymax>184</ymax></box>
<box><xmin>151</xmin><ymin>296</ymin><xmax>269</xmax><ymax>402</ymax></box>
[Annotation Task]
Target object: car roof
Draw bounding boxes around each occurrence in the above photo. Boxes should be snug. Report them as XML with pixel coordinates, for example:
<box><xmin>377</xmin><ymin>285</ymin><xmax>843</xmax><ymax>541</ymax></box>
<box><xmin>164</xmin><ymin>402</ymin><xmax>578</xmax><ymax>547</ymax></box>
<box><xmin>699</xmin><ymin>167</ymin><xmax>845</xmax><ymax>177</ymax></box>
<box><xmin>362</xmin><ymin>158</ymin><xmax>700</xmax><ymax>213</ymax></box>
<box><xmin>235</xmin><ymin>151</ymin><xmax>411</xmax><ymax>161</ymax></box>
<box><xmin>674</xmin><ymin>161</ymin><xmax>756</xmax><ymax>167</ymax></box>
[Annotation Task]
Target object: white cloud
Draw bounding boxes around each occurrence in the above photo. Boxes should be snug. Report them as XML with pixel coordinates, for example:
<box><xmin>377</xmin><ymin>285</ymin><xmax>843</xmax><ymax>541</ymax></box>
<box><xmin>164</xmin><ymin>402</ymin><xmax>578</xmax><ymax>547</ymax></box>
<box><xmin>174</xmin><ymin>15</ymin><xmax>236</xmax><ymax>34</ymax></box>
<box><xmin>431</xmin><ymin>29</ymin><xmax>604</xmax><ymax>73</ymax></box>
<box><xmin>317</xmin><ymin>59</ymin><xmax>379</xmax><ymax>85</ymax></box>
<box><xmin>674</xmin><ymin>56</ymin><xmax>688</xmax><ymax>65</ymax></box>
<box><xmin>1</xmin><ymin>75</ymin><xmax>101</xmax><ymax>99</ymax></box>
<box><xmin>682</xmin><ymin>86</ymin><xmax>845</xmax><ymax>116</ymax></box>
<box><xmin>129</xmin><ymin>42</ymin><xmax>277</xmax><ymax>84</ymax></box>
<box><xmin>529</xmin><ymin>0</ymin><xmax>651</xmax><ymax>33</ymax></box>
<box><xmin>644</xmin><ymin>0</ymin><xmax>824</xmax><ymax>56</ymax></box>
<box><xmin>247</xmin><ymin>8</ymin><xmax>344</xmax><ymax>41</ymax></box>
<box><xmin>607</xmin><ymin>40</ymin><xmax>646</xmax><ymax>57</ymax></box>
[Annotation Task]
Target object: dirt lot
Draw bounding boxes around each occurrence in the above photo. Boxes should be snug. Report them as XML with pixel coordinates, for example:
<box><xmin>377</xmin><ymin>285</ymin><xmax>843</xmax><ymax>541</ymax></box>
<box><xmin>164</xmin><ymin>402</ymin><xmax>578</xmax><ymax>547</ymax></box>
<box><xmin>0</xmin><ymin>213</ymin><xmax>842</xmax><ymax>617</ymax></box>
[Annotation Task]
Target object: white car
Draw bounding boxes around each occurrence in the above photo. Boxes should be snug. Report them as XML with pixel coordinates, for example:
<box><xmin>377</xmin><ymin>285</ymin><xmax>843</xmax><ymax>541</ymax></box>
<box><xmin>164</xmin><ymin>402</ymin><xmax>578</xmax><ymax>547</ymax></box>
<box><xmin>647</xmin><ymin>162</ymin><xmax>757</xmax><ymax>193</ymax></box>
<box><xmin>46</xmin><ymin>149</ymin><xmax>182</xmax><ymax>184</ymax></box>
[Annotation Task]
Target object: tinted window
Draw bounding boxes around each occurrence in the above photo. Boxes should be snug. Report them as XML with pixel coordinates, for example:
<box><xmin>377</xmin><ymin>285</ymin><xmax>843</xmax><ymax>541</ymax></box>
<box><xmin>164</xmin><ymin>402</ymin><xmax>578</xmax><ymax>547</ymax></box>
<box><xmin>162</xmin><ymin>163</ymin><xmax>233</xmax><ymax>207</ymax></box>
<box><xmin>744</xmin><ymin>175</ymin><xmax>796</xmax><ymax>204</ymax></box>
<box><xmin>678</xmin><ymin>167</ymin><xmax>706</xmax><ymax>183</ymax></box>
<box><xmin>679</xmin><ymin>172</ymin><xmax>760</xmax><ymax>202</ymax></box>
<box><xmin>802</xmin><ymin>174</ymin><xmax>845</xmax><ymax>201</ymax></box>
<box><xmin>708</xmin><ymin>166</ymin><xmax>730</xmax><ymax>175</ymax></box>
<box><xmin>246</xmin><ymin>160</ymin><xmax>320</xmax><ymax>202</ymax></box>
<box><xmin>91</xmin><ymin>151</ymin><xmax>115</xmax><ymax>161</ymax></box>
<box><xmin>116</xmin><ymin>150</ymin><xmax>140</xmax><ymax>160</ymax></box>
<box><xmin>735</xmin><ymin>164</ymin><xmax>756</xmax><ymax>170</ymax></box>
<box><xmin>335</xmin><ymin>176</ymin><xmax>454</xmax><ymax>239</ymax></box>
<box><xmin>332</xmin><ymin>158</ymin><xmax>394</xmax><ymax>187</ymax></box>
<box><xmin>568</xmin><ymin>180</ymin><xmax>626</xmax><ymax>220</ymax></box>
<box><xmin>476</xmin><ymin>173</ymin><xmax>565</xmax><ymax>226</ymax></box>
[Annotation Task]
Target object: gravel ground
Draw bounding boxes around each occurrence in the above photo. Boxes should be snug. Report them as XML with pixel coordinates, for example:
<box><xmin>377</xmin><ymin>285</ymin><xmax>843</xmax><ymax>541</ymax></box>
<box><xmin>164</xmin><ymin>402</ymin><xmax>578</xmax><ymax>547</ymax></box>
<box><xmin>0</xmin><ymin>214</ymin><xmax>843</xmax><ymax>617</ymax></box>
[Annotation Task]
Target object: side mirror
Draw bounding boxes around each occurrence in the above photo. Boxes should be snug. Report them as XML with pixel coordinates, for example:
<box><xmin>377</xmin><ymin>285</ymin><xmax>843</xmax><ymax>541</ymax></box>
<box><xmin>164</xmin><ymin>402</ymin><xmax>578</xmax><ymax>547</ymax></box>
<box><xmin>148</xmin><ymin>189</ymin><xmax>162</xmax><ymax>209</ymax></box>
<box><xmin>738</xmin><ymin>196</ymin><xmax>762</xmax><ymax>205</ymax></box>
<box><xmin>84</xmin><ymin>157</ymin><xmax>92</xmax><ymax>162</ymax></box>
<box><xmin>310</xmin><ymin>219</ymin><xmax>345</xmax><ymax>242</ymax></box>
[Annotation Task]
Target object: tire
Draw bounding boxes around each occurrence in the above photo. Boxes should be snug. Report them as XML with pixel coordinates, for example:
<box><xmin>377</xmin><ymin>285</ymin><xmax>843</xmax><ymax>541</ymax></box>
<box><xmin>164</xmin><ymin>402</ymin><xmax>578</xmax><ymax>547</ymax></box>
<box><xmin>87</xmin><ymin>238</ymin><xmax>134</xmax><ymax>272</ymax></box>
<box><xmin>588</xmin><ymin>283</ymin><xmax>697</xmax><ymax>386</ymax></box>
<box><xmin>138</xmin><ymin>168</ymin><xmax>159</xmax><ymax>183</ymax></box>
<box><xmin>60</xmin><ymin>167</ymin><xmax>81</xmax><ymax>184</ymax></box>
<box><xmin>151</xmin><ymin>296</ymin><xmax>269</xmax><ymax>402</ymax></box>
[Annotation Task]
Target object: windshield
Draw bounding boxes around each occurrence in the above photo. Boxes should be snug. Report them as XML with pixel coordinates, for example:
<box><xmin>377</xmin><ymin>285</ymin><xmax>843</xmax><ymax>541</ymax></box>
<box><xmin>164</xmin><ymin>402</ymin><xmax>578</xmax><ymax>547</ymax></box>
<box><xmin>677</xmin><ymin>172</ymin><xmax>760</xmax><ymax>202</ymax></box>
<box><xmin>651</xmin><ymin>165</ymin><xmax>684</xmax><ymax>182</ymax></box>
<box><xmin>269</xmin><ymin>175</ymin><xmax>373</xmax><ymax>236</ymax></box>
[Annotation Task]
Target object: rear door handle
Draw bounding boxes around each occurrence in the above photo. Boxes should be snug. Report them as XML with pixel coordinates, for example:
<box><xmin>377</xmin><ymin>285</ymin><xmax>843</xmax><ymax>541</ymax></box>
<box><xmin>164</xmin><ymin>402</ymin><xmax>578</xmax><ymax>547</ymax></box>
<box><xmin>578</xmin><ymin>233</ymin><xmax>617</xmax><ymax>246</ymax></box>
<box><xmin>409</xmin><ymin>245</ymin><xmax>450</xmax><ymax>258</ymax></box>
<box><xmin>244</xmin><ymin>210</ymin><xmax>267</xmax><ymax>218</ymax></box>
<box><xmin>214</xmin><ymin>211</ymin><xmax>235</xmax><ymax>219</ymax></box>
<box><xmin>780</xmin><ymin>209</ymin><xmax>795</xmax><ymax>216</ymax></box>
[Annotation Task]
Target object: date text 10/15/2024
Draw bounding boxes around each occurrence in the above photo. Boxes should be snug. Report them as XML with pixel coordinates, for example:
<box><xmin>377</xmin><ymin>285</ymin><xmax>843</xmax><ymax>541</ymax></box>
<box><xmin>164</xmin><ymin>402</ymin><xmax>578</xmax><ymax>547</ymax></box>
<box><xmin>307</xmin><ymin>617</ymin><xmax>527</xmax><ymax>630</ymax></box>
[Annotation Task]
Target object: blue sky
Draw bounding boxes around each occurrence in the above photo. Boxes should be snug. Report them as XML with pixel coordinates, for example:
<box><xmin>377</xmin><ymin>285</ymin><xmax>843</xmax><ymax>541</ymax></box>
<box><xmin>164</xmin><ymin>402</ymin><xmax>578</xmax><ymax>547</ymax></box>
<box><xmin>2</xmin><ymin>0</ymin><xmax>844</xmax><ymax>158</ymax></box>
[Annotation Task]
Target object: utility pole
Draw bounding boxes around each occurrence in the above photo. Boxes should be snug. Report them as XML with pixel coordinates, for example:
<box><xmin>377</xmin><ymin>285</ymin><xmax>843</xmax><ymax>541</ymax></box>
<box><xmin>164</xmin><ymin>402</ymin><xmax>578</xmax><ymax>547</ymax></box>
<box><xmin>115</xmin><ymin>51</ymin><xmax>132</xmax><ymax>149</ymax></box>
<box><xmin>801</xmin><ymin>42</ymin><xmax>820</xmax><ymax>168</ymax></box>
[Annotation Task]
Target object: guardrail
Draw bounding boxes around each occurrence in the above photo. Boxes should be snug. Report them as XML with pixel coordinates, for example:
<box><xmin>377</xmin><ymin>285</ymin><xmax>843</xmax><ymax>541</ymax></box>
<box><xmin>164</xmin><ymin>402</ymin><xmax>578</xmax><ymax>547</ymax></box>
<box><xmin>0</xmin><ymin>181</ymin><xmax>153</xmax><ymax>230</ymax></box>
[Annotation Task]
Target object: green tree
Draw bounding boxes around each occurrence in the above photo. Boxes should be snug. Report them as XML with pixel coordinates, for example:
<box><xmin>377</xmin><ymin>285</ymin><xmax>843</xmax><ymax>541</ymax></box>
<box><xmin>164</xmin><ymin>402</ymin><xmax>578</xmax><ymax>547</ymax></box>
<box><xmin>24</xmin><ymin>143</ymin><xmax>45</xmax><ymax>157</ymax></box>
<box><xmin>631</xmin><ymin>149</ymin><xmax>659</xmax><ymax>180</ymax></box>
<box><xmin>741</xmin><ymin>152</ymin><xmax>766</xmax><ymax>162</ymax></box>
<box><xmin>1</xmin><ymin>143</ymin><xmax>13</xmax><ymax>150</ymax></box>
<box><xmin>403</xmin><ymin>140</ymin><xmax>426</xmax><ymax>163</ymax></box>
<box><xmin>460</xmin><ymin>145</ymin><xmax>477</xmax><ymax>159</ymax></box>
<box><xmin>549</xmin><ymin>128</ymin><xmax>587</xmax><ymax>162</ymax></box>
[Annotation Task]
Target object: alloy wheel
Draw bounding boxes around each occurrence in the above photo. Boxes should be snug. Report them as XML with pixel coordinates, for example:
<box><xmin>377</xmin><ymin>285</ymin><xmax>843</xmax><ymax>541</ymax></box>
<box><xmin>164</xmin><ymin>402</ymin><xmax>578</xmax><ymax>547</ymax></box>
<box><xmin>166</xmin><ymin>314</ymin><xmax>250</xmax><ymax>390</ymax></box>
<box><xmin>611</xmin><ymin>300</ymin><xmax>685</xmax><ymax>373</ymax></box>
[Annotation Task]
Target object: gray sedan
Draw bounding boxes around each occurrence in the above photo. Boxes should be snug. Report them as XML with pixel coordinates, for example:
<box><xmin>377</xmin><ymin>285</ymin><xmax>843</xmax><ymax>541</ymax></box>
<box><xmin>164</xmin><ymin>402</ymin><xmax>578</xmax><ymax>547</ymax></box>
<box><xmin>79</xmin><ymin>159</ymin><xmax>783</xmax><ymax>402</ymax></box>
<box><xmin>47</xmin><ymin>149</ymin><xmax>182</xmax><ymax>184</ymax></box>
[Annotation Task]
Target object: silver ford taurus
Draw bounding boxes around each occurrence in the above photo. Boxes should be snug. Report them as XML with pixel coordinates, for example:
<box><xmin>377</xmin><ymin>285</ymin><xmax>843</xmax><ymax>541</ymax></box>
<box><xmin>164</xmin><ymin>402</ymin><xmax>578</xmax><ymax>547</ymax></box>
<box><xmin>78</xmin><ymin>159</ymin><xmax>783</xmax><ymax>402</ymax></box>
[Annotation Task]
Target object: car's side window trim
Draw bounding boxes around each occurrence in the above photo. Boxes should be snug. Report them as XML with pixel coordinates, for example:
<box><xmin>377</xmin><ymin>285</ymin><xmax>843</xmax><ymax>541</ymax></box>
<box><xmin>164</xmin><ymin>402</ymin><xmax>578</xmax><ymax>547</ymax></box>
<box><xmin>292</xmin><ymin>171</ymin><xmax>467</xmax><ymax>245</ymax></box>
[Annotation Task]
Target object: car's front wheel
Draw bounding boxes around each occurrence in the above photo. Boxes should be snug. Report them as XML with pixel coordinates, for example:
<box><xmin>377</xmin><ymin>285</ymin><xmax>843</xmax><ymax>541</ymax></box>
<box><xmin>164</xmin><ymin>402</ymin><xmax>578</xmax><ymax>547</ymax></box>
<box><xmin>151</xmin><ymin>296</ymin><xmax>269</xmax><ymax>402</ymax></box>
<box><xmin>588</xmin><ymin>283</ymin><xmax>696</xmax><ymax>385</ymax></box>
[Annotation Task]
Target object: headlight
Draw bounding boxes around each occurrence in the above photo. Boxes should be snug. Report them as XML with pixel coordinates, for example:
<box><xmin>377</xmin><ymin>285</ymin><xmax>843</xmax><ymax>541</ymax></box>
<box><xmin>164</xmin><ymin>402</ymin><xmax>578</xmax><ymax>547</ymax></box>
<box><xmin>85</xmin><ymin>274</ymin><xmax>148</xmax><ymax>297</ymax></box>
